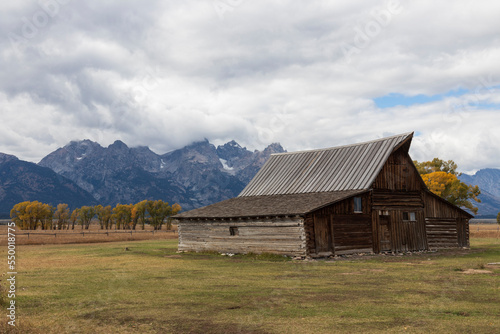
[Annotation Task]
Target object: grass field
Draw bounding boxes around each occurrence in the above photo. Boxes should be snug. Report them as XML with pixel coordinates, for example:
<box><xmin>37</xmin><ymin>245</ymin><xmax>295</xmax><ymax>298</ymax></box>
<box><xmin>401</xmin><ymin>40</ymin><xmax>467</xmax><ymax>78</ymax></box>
<box><xmin>1</xmin><ymin>233</ymin><xmax>499</xmax><ymax>333</ymax></box>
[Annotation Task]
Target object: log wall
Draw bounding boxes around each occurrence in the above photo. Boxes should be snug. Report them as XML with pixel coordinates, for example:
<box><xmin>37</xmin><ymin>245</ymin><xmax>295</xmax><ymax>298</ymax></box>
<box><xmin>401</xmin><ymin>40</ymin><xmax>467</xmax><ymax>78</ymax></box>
<box><xmin>423</xmin><ymin>191</ymin><xmax>470</xmax><ymax>249</ymax></box>
<box><xmin>372</xmin><ymin>190</ymin><xmax>423</xmax><ymax>210</ymax></box>
<box><xmin>177</xmin><ymin>217</ymin><xmax>306</xmax><ymax>256</ymax></box>
<box><xmin>425</xmin><ymin>218</ymin><xmax>458</xmax><ymax>249</ymax></box>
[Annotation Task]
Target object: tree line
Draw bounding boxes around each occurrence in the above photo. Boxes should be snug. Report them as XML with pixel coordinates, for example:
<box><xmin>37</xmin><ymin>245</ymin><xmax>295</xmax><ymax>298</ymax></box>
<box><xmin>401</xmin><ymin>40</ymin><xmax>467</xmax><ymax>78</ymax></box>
<box><xmin>10</xmin><ymin>200</ymin><xmax>181</xmax><ymax>231</ymax></box>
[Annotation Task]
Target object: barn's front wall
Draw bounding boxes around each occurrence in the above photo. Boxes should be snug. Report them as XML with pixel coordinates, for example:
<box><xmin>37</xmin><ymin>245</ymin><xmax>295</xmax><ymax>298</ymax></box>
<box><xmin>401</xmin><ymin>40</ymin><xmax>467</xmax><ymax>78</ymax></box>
<box><xmin>177</xmin><ymin>217</ymin><xmax>307</xmax><ymax>256</ymax></box>
<box><xmin>305</xmin><ymin>192</ymin><xmax>373</xmax><ymax>256</ymax></box>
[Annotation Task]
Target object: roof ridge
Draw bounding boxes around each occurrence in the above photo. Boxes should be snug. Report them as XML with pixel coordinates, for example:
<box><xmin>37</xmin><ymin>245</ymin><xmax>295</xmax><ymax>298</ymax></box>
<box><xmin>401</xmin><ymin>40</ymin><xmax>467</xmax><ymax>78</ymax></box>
<box><xmin>271</xmin><ymin>132</ymin><xmax>413</xmax><ymax>156</ymax></box>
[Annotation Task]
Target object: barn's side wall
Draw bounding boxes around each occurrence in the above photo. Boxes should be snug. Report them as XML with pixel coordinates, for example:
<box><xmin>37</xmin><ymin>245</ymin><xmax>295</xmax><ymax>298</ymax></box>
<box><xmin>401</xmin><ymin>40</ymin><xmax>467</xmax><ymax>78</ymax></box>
<box><xmin>305</xmin><ymin>192</ymin><xmax>373</xmax><ymax>256</ymax></box>
<box><xmin>177</xmin><ymin>217</ymin><xmax>306</xmax><ymax>256</ymax></box>
<box><xmin>423</xmin><ymin>191</ymin><xmax>470</xmax><ymax>249</ymax></box>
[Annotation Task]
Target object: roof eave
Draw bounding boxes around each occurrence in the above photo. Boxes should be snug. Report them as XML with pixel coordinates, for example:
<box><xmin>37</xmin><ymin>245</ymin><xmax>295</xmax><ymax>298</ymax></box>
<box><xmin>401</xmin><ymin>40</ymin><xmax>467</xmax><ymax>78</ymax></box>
<box><xmin>304</xmin><ymin>189</ymin><xmax>370</xmax><ymax>214</ymax></box>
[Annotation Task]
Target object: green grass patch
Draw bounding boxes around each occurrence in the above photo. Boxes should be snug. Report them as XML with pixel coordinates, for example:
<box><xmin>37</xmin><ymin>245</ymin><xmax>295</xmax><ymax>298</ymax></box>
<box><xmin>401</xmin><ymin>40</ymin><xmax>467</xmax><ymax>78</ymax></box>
<box><xmin>1</xmin><ymin>238</ymin><xmax>499</xmax><ymax>333</ymax></box>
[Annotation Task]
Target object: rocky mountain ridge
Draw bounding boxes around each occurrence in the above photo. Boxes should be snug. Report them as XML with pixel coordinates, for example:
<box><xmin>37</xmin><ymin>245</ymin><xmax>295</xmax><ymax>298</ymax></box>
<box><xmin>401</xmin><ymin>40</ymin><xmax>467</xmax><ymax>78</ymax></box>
<box><xmin>459</xmin><ymin>169</ymin><xmax>500</xmax><ymax>217</ymax></box>
<box><xmin>38</xmin><ymin>139</ymin><xmax>285</xmax><ymax>211</ymax></box>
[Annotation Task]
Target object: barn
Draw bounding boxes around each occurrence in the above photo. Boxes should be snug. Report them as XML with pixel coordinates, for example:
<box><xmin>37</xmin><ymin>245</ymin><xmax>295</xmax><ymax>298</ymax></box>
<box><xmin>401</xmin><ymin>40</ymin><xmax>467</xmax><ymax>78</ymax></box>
<box><xmin>174</xmin><ymin>132</ymin><xmax>472</xmax><ymax>257</ymax></box>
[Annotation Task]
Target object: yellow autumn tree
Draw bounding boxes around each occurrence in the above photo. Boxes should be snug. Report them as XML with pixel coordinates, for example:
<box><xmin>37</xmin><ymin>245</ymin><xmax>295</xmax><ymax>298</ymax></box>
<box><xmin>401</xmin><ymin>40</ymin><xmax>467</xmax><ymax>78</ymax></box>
<box><xmin>421</xmin><ymin>171</ymin><xmax>456</xmax><ymax>197</ymax></box>
<box><xmin>69</xmin><ymin>208</ymin><xmax>80</xmax><ymax>230</ymax></box>
<box><xmin>10</xmin><ymin>201</ymin><xmax>32</xmax><ymax>230</ymax></box>
<box><xmin>112</xmin><ymin>204</ymin><xmax>133</xmax><ymax>230</ymax></box>
<box><xmin>132</xmin><ymin>200</ymin><xmax>148</xmax><ymax>230</ymax></box>
<box><xmin>415</xmin><ymin>159</ymin><xmax>481</xmax><ymax>214</ymax></box>
<box><xmin>95</xmin><ymin>205</ymin><xmax>113</xmax><ymax>230</ymax></box>
<box><xmin>78</xmin><ymin>206</ymin><xmax>96</xmax><ymax>230</ymax></box>
<box><xmin>166</xmin><ymin>203</ymin><xmax>182</xmax><ymax>230</ymax></box>
<box><xmin>10</xmin><ymin>201</ymin><xmax>54</xmax><ymax>230</ymax></box>
<box><xmin>54</xmin><ymin>203</ymin><xmax>70</xmax><ymax>230</ymax></box>
<box><xmin>146</xmin><ymin>200</ymin><xmax>181</xmax><ymax>230</ymax></box>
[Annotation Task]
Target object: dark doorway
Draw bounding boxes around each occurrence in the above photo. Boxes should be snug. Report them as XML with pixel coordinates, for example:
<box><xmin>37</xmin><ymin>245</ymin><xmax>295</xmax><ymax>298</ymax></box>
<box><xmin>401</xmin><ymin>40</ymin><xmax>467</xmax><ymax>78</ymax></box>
<box><xmin>379</xmin><ymin>215</ymin><xmax>392</xmax><ymax>252</ymax></box>
<box><xmin>314</xmin><ymin>214</ymin><xmax>333</xmax><ymax>255</ymax></box>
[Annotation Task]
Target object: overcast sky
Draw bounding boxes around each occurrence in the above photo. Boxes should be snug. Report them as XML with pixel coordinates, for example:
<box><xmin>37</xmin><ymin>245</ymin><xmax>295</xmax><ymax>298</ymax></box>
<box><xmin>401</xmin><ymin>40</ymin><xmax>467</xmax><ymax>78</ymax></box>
<box><xmin>1</xmin><ymin>0</ymin><xmax>499</xmax><ymax>173</ymax></box>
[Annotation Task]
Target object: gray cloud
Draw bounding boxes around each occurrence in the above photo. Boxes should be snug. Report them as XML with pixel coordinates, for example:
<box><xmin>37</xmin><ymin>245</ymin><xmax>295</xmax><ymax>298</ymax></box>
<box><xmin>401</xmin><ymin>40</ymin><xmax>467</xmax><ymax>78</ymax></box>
<box><xmin>0</xmin><ymin>0</ymin><xmax>499</xmax><ymax>172</ymax></box>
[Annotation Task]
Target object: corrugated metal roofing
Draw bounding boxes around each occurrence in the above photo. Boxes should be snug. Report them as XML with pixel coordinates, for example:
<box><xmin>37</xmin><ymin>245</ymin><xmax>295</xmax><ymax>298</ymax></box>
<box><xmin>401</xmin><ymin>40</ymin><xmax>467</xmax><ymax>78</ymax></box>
<box><xmin>239</xmin><ymin>132</ymin><xmax>413</xmax><ymax>197</ymax></box>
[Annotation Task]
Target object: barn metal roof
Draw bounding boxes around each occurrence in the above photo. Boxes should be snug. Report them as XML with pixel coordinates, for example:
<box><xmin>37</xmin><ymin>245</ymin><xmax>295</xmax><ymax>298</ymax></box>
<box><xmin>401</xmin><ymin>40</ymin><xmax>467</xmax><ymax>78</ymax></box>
<box><xmin>239</xmin><ymin>132</ymin><xmax>414</xmax><ymax>197</ymax></box>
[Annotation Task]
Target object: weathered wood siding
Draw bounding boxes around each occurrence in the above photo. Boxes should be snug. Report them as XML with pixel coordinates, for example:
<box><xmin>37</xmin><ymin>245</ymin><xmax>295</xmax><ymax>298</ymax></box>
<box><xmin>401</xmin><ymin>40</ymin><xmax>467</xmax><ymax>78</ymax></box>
<box><xmin>425</xmin><ymin>218</ymin><xmax>458</xmax><ymax>249</ymax></box>
<box><xmin>331</xmin><ymin>214</ymin><xmax>372</xmax><ymax>254</ymax></box>
<box><xmin>423</xmin><ymin>191</ymin><xmax>470</xmax><ymax>248</ymax></box>
<box><xmin>457</xmin><ymin>218</ymin><xmax>470</xmax><ymax>248</ymax></box>
<box><xmin>372</xmin><ymin>190</ymin><xmax>423</xmax><ymax>210</ymax></box>
<box><xmin>177</xmin><ymin>217</ymin><xmax>306</xmax><ymax>256</ymax></box>
<box><xmin>306</xmin><ymin>193</ymin><xmax>373</xmax><ymax>256</ymax></box>
<box><xmin>371</xmin><ymin>177</ymin><xmax>428</xmax><ymax>253</ymax></box>
<box><xmin>371</xmin><ymin>210</ymin><xmax>428</xmax><ymax>253</ymax></box>
<box><xmin>372</xmin><ymin>147</ymin><xmax>424</xmax><ymax>192</ymax></box>
<box><xmin>391</xmin><ymin>210</ymin><xmax>427</xmax><ymax>252</ymax></box>
<box><xmin>423</xmin><ymin>191</ymin><xmax>467</xmax><ymax>218</ymax></box>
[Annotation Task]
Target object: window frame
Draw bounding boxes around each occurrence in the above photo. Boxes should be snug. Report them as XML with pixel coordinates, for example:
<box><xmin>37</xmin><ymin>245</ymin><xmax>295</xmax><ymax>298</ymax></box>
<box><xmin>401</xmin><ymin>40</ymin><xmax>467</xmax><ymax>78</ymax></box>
<box><xmin>403</xmin><ymin>212</ymin><xmax>417</xmax><ymax>222</ymax></box>
<box><xmin>353</xmin><ymin>196</ymin><xmax>363</xmax><ymax>213</ymax></box>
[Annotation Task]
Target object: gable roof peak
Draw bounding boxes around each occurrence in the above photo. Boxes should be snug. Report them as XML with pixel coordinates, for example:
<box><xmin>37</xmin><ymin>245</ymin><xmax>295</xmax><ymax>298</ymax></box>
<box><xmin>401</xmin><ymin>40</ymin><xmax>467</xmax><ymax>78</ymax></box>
<box><xmin>238</xmin><ymin>132</ymin><xmax>414</xmax><ymax>197</ymax></box>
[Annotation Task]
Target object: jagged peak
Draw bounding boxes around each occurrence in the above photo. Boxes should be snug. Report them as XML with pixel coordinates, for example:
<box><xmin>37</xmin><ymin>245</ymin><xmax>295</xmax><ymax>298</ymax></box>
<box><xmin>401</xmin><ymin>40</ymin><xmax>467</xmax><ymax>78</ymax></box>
<box><xmin>226</xmin><ymin>140</ymin><xmax>242</xmax><ymax>149</ymax></box>
<box><xmin>108</xmin><ymin>140</ymin><xmax>129</xmax><ymax>150</ymax></box>
<box><xmin>64</xmin><ymin>139</ymin><xmax>101</xmax><ymax>148</ymax></box>
<box><xmin>264</xmin><ymin>142</ymin><xmax>286</xmax><ymax>153</ymax></box>
<box><xmin>183</xmin><ymin>139</ymin><xmax>215</xmax><ymax>152</ymax></box>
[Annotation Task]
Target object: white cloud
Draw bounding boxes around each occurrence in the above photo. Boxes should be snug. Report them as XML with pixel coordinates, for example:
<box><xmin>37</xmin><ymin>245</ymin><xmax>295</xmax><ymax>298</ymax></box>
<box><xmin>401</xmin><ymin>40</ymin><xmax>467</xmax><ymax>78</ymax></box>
<box><xmin>0</xmin><ymin>0</ymin><xmax>499</xmax><ymax>172</ymax></box>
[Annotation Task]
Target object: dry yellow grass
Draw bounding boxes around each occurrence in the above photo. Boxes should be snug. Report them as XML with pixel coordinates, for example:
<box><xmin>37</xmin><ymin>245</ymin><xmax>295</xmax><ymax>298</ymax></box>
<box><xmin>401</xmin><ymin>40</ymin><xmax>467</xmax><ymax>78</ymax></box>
<box><xmin>0</xmin><ymin>224</ymin><xmax>178</xmax><ymax>246</ymax></box>
<box><xmin>469</xmin><ymin>223</ymin><xmax>500</xmax><ymax>239</ymax></box>
<box><xmin>1</xmin><ymin>238</ymin><xmax>499</xmax><ymax>334</ymax></box>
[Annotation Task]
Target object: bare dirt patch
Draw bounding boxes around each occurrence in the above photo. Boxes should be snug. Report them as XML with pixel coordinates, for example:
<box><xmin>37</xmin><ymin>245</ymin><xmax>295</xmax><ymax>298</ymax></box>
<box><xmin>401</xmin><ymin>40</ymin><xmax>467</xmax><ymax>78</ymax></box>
<box><xmin>461</xmin><ymin>269</ymin><xmax>493</xmax><ymax>274</ymax></box>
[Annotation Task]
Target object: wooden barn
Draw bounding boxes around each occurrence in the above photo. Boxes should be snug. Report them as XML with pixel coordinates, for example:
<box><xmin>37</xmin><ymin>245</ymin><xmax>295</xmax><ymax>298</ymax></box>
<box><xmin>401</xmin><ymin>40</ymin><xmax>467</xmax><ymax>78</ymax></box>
<box><xmin>174</xmin><ymin>132</ymin><xmax>472</xmax><ymax>257</ymax></box>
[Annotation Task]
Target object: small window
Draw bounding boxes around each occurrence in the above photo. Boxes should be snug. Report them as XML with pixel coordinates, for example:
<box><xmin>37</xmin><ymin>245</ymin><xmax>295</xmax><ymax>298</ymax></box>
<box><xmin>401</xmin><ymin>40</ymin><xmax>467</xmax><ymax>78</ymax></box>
<box><xmin>229</xmin><ymin>226</ymin><xmax>239</xmax><ymax>236</ymax></box>
<box><xmin>353</xmin><ymin>197</ymin><xmax>362</xmax><ymax>213</ymax></box>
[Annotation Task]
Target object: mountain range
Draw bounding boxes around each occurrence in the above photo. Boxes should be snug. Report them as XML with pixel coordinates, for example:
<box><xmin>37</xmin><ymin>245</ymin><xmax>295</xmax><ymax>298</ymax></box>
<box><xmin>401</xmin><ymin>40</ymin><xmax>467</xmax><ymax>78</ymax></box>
<box><xmin>1</xmin><ymin>140</ymin><xmax>499</xmax><ymax>218</ymax></box>
<box><xmin>459</xmin><ymin>169</ymin><xmax>500</xmax><ymax>218</ymax></box>
<box><xmin>0</xmin><ymin>139</ymin><xmax>284</xmax><ymax>216</ymax></box>
<box><xmin>0</xmin><ymin>152</ymin><xmax>97</xmax><ymax>216</ymax></box>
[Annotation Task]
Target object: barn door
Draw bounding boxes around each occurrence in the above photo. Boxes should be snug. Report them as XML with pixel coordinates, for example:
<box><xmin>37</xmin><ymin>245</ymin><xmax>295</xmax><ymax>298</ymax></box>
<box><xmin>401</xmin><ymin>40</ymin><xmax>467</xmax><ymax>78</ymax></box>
<box><xmin>314</xmin><ymin>214</ymin><xmax>334</xmax><ymax>256</ymax></box>
<box><xmin>379</xmin><ymin>215</ymin><xmax>392</xmax><ymax>252</ymax></box>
